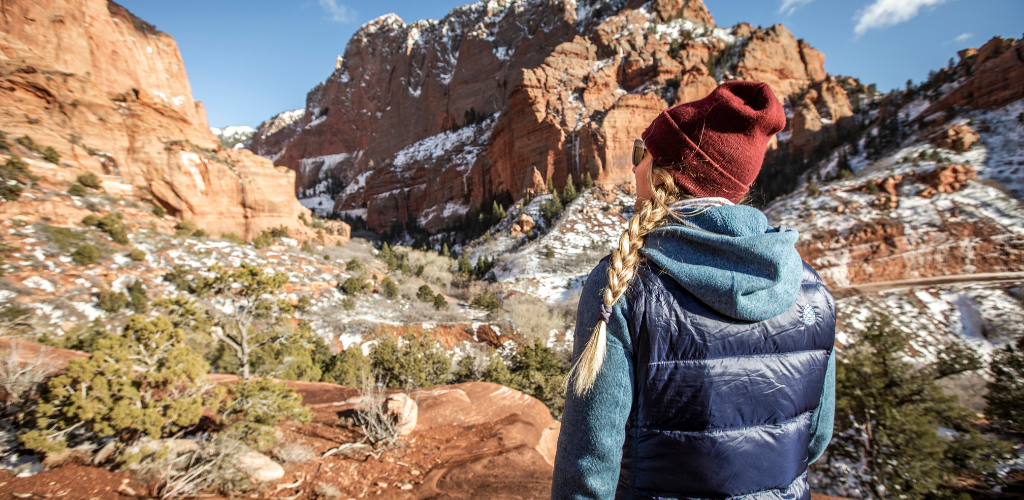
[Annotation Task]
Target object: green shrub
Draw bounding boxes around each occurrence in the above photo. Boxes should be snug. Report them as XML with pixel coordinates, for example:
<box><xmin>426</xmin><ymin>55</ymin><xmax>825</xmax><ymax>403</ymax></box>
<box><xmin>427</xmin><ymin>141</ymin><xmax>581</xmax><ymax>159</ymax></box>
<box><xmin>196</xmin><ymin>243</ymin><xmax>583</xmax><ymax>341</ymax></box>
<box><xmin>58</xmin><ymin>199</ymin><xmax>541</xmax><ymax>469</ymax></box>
<box><xmin>432</xmin><ymin>294</ymin><xmax>448</xmax><ymax>311</ymax></box>
<box><xmin>21</xmin><ymin>316</ymin><xmax>219</xmax><ymax>454</ymax></box>
<box><xmin>220</xmin><ymin>232</ymin><xmax>244</xmax><ymax>244</ymax></box>
<box><xmin>77</xmin><ymin>173</ymin><xmax>101</xmax><ymax>189</ymax></box>
<box><xmin>504</xmin><ymin>341</ymin><xmax>567</xmax><ymax>417</ymax></box>
<box><xmin>0</xmin><ymin>156</ymin><xmax>34</xmax><ymax>201</ymax></box>
<box><xmin>248</xmin><ymin>323</ymin><xmax>328</xmax><ymax>382</ymax></box>
<box><xmin>544</xmin><ymin>245</ymin><xmax>554</xmax><ymax>259</ymax></box>
<box><xmin>175</xmin><ymin>220</ymin><xmax>205</xmax><ymax>238</ymax></box>
<box><xmin>452</xmin><ymin>354</ymin><xmax>479</xmax><ymax>383</ymax></box>
<box><xmin>341</xmin><ymin>296</ymin><xmax>355</xmax><ymax>310</ymax></box>
<box><xmin>807</xmin><ymin>179</ymin><xmax>820</xmax><ymax>197</ymax></box>
<box><xmin>67</xmin><ymin>183</ymin><xmax>87</xmax><ymax>197</ymax></box>
<box><xmin>322</xmin><ymin>347</ymin><xmax>372</xmax><ymax>386</ymax></box>
<box><xmin>381</xmin><ymin>276</ymin><xmax>398</xmax><ymax>299</ymax></box>
<box><xmin>416</xmin><ymin>285</ymin><xmax>434</xmax><ymax>303</ymax></box>
<box><xmin>129</xmin><ymin>248</ymin><xmax>146</xmax><ymax>261</ymax></box>
<box><xmin>82</xmin><ymin>214</ymin><xmax>99</xmax><ymax>226</ymax></box>
<box><xmin>345</xmin><ymin>259</ymin><xmax>364</xmax><ymax>273</ymax></box>
<box><xmin>540</xmin><ymin>195</ymin><xmax>563</xmax><ymax>225</ymax></box>
<box><xmin>94</xmin><ymin>212</ymin><xmax>129</xmax><ymax>244</ymax></box>
<box><xmin>341</xmin><ymin>276</ymin><xmax>371</xmax><ymax>295</ymax></box>
<box><xmin>218</xmin><ymin>378</ymin><xmax>311</xmax><ymax>450</ymax></box>
<box><xmin>370</xmin><ymin>332</ymin><xmax>452</xmax><ymax>388</ymax></box>
<box><xmin>127</xmin><ymin>280</ymin><xmax>148</xmax><ymax>313</ymax></box>
<box><xmin>470</xmin><ymin>290</ymin><xmax>502</xmax><ymax>312</ymax></box>
<box><xmin>152</xmin><ymin>204</ymin><xmax>167</xmax><ymax>217</ymax></box>
<box><xmin>41</xmin><ymin>146</ymin><xmax>60</xmax><ymax>164</ymax></box>
<box><xmin>71</xmin><ymin>243</ymin><xmax>99</xmax><ymax>265</ymax></box>
<box><xmin>300</xmin><ymin>240</ymin><xmax>313</xmax><ymax>254</ymax></box>
<box><xmin>97</xmin><ymin>289</ymin><xmax>128</xmax><ymax>313</ymax></box>
<box><xmin>457</xmin><ymin>344</ymin><xmax>568</xmax><ymax>418</ymax></box>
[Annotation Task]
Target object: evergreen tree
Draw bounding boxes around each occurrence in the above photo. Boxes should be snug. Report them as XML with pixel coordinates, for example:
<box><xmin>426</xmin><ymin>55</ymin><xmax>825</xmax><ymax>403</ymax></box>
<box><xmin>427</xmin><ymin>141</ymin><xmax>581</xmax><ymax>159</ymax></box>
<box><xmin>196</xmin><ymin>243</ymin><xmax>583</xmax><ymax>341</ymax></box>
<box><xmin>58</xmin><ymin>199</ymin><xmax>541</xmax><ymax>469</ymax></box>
<box><xmin>582</xmin><ymin>171</ymin><xmax>594</xmax><ymax>190</ymax></box>
<box><xmin>457</xmin><ymin>253</ymin><xmax>472</xmax><ymax>278</ymax></box>
<box><xmin>815</xmin><ymin>313</ymin><xmax>1013</xmax><ymax>499</ymax></box>
<box><xmin>561</xmin><ymin>174</ymin><xmax>578</xmax><ymax>204</ymax></box>
<box><xmin>547</xmin><ymin>176</ymin><xmax>555</xmax><ymax>194</ymax></box>
<box><xmin>986</xmin><ymin>336</ymin><xmax>1024</xmax><ymax>434</ymax></box>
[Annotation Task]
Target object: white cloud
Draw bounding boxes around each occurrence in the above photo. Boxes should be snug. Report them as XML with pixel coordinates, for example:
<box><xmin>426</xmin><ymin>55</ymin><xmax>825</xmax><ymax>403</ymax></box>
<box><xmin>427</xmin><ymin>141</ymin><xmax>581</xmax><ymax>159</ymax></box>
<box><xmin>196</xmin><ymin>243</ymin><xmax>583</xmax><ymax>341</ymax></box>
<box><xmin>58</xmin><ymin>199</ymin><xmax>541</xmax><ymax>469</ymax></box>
<box><xmin>779</xmin><ymin>0</ymin><xmax>814</xmax><ymax>15</ymax></box>
<box><xmin>853</xmin><ymin>0</ymin><xmax>949</xmax><ymax>36</ymax></box>
<box><xmin>319</xmin><ymin>0</ymin><xmax>355</xmax><ymax>23</ymax></box>
<box><xmin>949</xmin><ymin>32</ymin><xmax>974</xmax><ymax>43</ymax></box>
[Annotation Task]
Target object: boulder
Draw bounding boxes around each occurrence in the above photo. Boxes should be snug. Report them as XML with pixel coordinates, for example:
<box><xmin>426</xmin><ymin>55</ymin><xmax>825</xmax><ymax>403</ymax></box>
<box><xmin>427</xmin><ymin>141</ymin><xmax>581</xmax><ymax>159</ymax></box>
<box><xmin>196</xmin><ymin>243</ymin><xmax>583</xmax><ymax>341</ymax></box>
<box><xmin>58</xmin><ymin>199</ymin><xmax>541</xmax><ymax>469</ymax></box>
<box><xmin>516</xmin><ymin>214</ymin><xmax>536</xmax><ymax>233</ymax></box>
<box><xmin>929</xmin><ymin>124</ymin><xmax>980</xmax><ymax>153</ymax></box>
<box><xmin>384</xmin><ymin>393</ymin><xmax>418</xmax><ymax>437</ymax></box>
<box><xmin>235</xmin><ymin>452</ymin><xmax>285</xmax><ymax>483</ymax></box>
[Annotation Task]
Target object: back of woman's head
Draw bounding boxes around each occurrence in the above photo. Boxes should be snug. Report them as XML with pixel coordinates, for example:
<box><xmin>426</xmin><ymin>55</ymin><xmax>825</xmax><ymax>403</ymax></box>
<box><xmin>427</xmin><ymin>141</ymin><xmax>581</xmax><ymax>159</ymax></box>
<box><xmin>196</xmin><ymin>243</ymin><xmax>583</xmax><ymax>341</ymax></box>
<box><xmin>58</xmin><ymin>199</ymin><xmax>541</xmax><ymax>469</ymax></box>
<box><xmin>567</xmin><ymin>81</ymin><xmax>786</xmax><ymax>395</ymax></box>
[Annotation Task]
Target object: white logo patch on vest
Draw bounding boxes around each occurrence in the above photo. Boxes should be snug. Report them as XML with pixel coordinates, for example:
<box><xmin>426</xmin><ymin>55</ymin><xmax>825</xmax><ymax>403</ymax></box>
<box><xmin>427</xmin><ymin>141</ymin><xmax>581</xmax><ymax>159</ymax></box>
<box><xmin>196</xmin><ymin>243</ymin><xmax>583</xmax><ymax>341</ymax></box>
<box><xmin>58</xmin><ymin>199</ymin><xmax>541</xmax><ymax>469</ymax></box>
<box><xmin>802</xmin><ymin>304</ymin><xmax>816</xmax><ymax>325</ymax></box>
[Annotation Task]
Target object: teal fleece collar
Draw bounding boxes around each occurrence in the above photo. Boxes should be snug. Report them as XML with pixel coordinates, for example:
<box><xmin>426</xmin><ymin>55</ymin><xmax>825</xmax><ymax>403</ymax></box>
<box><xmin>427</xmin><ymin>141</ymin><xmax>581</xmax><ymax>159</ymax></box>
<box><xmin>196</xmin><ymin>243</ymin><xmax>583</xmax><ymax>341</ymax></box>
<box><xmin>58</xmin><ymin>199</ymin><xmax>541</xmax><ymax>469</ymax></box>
<box><xmin>640</xmin><ymin>204</ymin><xmax>803</xmax><ymax>322</ymax></box>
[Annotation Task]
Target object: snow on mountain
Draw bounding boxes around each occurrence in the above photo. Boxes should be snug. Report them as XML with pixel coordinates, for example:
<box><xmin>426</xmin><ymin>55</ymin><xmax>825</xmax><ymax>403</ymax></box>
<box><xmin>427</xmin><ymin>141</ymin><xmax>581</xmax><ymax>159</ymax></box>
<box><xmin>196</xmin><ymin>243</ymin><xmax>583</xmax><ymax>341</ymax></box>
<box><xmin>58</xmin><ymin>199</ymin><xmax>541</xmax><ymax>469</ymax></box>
<box><xmin>210</xmin><ymin>125</ymin><xmax>255</xmax><ymax>149</ymax></box>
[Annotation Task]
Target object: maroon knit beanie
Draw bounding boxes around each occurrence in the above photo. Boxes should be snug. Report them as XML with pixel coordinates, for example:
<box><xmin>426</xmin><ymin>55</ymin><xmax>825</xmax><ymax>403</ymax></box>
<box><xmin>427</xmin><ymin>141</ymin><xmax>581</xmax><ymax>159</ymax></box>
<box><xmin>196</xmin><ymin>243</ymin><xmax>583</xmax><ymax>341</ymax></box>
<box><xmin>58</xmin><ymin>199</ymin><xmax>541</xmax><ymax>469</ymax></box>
<box><xmin>640</xmin><ymin>81</ymin><xmax>786</xmax><ymax>202</ymax></box>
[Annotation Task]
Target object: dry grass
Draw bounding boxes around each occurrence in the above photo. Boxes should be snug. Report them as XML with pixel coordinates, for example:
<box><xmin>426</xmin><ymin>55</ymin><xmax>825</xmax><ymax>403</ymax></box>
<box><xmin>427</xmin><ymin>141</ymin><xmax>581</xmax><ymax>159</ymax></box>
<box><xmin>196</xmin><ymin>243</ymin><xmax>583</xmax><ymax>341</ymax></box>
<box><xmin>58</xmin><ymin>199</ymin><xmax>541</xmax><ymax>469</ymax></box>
<box><xmin>405</xmin><ymin>248</ymin><xmax>455</xmax><ymax>289</ymax></box>
<box><xmin>271</xmin><ymin>440</ymin><xmax>315</xmax><ymax>463</ymax></box>
<box><xmin>0</xmin><ymin>340</ymin><xmax>58</xmax><ymax>409</ymax></box>
<box><xmin>355</xmin><ymin>373</ymin><xmax>401</xmax><ymax>453</ymax></box>
<box><xmin>504</xmin><ymin>291</ymin><xmax>579</xmax><ymax>344</ymax></box>
<box><xmin>315</xmin><ymin>482</ymin><xmax>343</xmax><ymax>499</ymax></box>
<box><xmin>135</xmin><ymin>434</ymin><xmax>254</xmax><ymax>499</ymax></box>
<box><xmin>321</xmin><ymin>237</ymin><xmax>378</xmax><ymax>267</ymax></box>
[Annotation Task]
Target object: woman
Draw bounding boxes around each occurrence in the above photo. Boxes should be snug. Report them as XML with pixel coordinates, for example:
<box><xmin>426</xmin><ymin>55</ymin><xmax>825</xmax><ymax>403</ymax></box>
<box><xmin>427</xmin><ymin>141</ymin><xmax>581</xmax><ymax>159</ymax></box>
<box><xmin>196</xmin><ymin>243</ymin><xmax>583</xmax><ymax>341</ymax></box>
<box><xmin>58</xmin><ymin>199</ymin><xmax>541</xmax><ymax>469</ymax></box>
<box><xmin>552</xmin><ymin>81</ymin><xmax>836</xmax><ymax>500</ymax></box>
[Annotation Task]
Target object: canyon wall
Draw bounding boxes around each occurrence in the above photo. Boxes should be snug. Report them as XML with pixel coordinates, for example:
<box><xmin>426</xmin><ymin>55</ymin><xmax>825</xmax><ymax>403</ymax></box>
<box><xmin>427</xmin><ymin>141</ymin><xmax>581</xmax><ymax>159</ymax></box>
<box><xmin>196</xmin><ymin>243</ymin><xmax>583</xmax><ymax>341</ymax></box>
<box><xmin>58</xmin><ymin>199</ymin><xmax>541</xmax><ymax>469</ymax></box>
<box><xmin>252</xmin><ymin>0</ymin><xmax>846</xmax><ymax>233</ymax></box>
<box><xmin>0</xmin><ymin>0</ymin><xmax>329</xmax><ymax>240</ymax></box>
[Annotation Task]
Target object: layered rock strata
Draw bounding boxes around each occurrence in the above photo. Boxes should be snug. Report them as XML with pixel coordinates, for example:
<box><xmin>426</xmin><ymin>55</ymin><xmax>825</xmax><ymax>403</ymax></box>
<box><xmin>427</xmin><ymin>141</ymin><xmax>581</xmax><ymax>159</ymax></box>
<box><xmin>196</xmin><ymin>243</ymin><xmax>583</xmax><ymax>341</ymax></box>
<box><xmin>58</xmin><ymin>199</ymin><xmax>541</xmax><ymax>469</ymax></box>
<box><xmin>0</xmin><ymin>0</ymin><xmax>333</xmax><ymax>241</ymax></box>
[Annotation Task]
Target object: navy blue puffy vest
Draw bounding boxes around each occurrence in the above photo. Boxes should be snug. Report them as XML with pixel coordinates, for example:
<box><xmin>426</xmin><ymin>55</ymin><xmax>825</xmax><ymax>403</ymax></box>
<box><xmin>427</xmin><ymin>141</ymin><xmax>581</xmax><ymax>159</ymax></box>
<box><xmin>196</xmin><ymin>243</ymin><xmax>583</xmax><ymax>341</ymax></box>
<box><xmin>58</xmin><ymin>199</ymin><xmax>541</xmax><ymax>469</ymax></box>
<box><xmin>616</xmin><ymin>261</ymin><xmax>836</xmax><ymax>500</ymax></box>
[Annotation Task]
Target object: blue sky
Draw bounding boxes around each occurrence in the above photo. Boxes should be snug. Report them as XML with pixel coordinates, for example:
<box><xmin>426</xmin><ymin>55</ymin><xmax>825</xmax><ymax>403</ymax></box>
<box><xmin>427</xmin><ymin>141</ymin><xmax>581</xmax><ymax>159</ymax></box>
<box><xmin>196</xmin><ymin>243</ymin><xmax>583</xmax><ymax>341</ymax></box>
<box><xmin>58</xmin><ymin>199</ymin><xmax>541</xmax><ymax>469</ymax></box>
<box><xmin>116</xmin><ymin>0</ymin><xmax>1022</xmax><ymax>128</ymax></box>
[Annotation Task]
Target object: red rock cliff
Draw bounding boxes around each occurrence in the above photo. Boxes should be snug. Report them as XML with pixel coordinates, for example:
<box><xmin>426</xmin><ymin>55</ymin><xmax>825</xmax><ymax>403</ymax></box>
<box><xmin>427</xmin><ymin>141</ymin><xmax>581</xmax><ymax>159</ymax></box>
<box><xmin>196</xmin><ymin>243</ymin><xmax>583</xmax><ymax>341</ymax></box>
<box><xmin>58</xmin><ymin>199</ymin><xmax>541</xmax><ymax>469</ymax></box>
<box><xmin>0</xmin><ymin>0</ymin><xmax>329</xmax><ymax>240</ymax></box>
<box><xmin>251</xmin><ymin>0</ymin><xmax>846</xmax><ymax>233</ymax></box>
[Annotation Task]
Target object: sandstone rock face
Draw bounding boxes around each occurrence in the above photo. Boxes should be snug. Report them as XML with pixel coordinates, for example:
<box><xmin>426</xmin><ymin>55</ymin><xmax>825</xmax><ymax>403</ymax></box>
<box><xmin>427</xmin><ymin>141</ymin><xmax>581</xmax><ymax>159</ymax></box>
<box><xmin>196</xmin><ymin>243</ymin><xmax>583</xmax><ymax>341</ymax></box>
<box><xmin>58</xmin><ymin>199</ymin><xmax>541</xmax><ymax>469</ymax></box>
<box><xmin>0</xmin><ymin>0</ymin><xmax>331</xmax><ymax>241</ymax></box>
<box><xmin>734</xmin><ymin>25</ymin><xmax>826</xmax><ymax>100</ymax></box>
<box><xmin>768</xmin><ymin>162</ymin><xmax>1024</xmax><ymax>288</ymax></box>
<box><xmin>252</xmin><ymin>0</ymin><xmax>842</xmax><ymax>233</ymax></box>
<box><xmin>921</xmin><ymin>37</ymin><xmax>1024</xmax><ymax>118</ymax></box>
<box><xmin>789</xmin><ymin>78</ymin><xmax>855</xmax><ymax>156</ymax></box>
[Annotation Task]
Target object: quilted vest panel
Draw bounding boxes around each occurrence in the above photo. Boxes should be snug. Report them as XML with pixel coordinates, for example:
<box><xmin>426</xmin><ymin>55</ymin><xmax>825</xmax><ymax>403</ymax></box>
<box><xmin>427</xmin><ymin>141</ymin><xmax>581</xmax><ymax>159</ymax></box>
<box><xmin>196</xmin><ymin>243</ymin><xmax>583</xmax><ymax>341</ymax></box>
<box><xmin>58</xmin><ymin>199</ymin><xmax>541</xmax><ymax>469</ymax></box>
<box><xmin>617</xmin><ymin>262</ymin><xmax>836</xmax><ymax>499</ymax></box>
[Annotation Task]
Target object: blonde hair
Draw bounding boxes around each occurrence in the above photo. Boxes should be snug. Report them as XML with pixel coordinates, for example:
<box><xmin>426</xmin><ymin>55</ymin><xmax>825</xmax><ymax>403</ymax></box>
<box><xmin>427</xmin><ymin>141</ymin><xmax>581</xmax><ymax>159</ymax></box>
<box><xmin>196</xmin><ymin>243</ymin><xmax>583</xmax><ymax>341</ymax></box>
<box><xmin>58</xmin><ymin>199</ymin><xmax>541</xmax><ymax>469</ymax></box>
<box><xmin>567</xmin><ymin>166</ymin><xmax>688</xmax><ymax>395</ymax></box>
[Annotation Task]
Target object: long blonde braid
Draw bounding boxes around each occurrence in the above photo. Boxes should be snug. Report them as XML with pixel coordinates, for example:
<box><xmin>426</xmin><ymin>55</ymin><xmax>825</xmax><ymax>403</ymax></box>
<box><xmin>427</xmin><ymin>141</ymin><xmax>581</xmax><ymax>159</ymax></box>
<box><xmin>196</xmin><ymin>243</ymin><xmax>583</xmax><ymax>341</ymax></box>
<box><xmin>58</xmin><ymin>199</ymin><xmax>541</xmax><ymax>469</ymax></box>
<box><xmin>568</xmin><ymin>167</ymin><xmax>686</xmax><ymax>395</ymax></box>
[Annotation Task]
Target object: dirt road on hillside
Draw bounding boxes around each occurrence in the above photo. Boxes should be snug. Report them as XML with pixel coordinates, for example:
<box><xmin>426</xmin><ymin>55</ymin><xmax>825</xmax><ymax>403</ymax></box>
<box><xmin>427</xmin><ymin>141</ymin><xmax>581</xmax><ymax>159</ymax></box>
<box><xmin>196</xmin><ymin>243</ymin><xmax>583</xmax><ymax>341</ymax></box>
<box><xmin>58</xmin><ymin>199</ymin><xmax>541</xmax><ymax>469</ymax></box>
<box><xmin>832</xmin><ymin>272</ymin><xmax>1024</xmax><ymax>298</ymax></box>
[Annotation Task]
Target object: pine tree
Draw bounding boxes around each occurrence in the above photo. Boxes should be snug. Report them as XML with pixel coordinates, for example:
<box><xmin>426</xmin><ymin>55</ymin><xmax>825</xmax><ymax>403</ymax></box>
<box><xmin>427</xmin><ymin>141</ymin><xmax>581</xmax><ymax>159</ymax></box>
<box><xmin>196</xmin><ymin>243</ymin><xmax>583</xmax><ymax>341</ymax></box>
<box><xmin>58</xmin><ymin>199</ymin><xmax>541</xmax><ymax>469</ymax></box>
<box><xmin>986</xmin><ymin>336</ymin><xmax>1024</xmax><ymax>434</ymax></box>
<box><xmin>441</xmin><ymin>242</ymin><xmax>450</xmax><ymax>258</ymax></box>
<box><xmin>547</xmin><ymin>176</ymin><xmax>555</xmax><ymax>194</ymax></box>
<box><xmin>561</xmin><ymin>174</ymin><xmax>578</xmax><ymax>204</ymax></box>
<box><xmin>582</xmin><ymin>171</ymin><xmax>594</xmax><ymax>190</ymax></box>
<box><xmin>816</xmin><ymin>312</ymin><xmax>1013</xmax><ymax>499</ymax></box>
